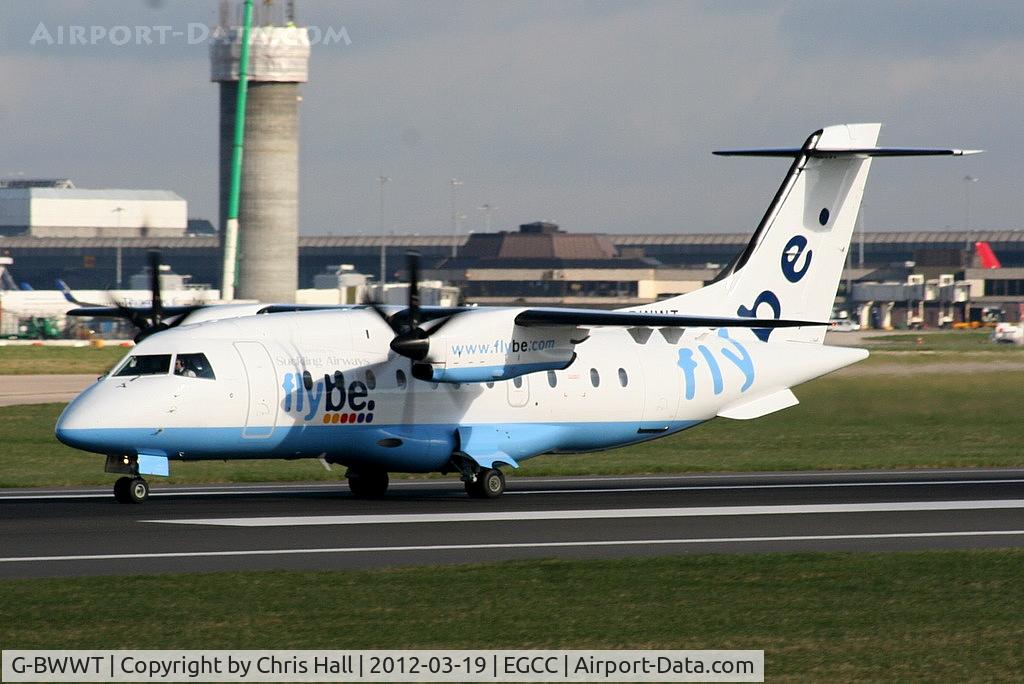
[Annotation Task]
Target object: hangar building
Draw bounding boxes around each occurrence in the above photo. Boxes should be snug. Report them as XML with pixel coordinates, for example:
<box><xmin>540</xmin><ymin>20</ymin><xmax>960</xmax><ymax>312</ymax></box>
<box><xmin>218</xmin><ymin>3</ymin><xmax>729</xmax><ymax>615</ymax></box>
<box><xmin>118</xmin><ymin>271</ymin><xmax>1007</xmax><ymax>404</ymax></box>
<box><xmin>0</xmin><ymin>179</ymin><xmax>187</xmax><ymax>238</ymax></box>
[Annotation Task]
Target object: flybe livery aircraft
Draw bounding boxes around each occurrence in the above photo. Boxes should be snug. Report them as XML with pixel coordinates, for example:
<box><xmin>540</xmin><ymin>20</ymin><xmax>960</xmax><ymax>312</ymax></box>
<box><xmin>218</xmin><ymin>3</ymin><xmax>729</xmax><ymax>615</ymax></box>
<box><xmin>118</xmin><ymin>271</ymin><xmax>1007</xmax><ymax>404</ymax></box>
<box><xmin>56</xmin><ymin>124</ymin><xmax>976</xmax><ymax>503</ymax></box>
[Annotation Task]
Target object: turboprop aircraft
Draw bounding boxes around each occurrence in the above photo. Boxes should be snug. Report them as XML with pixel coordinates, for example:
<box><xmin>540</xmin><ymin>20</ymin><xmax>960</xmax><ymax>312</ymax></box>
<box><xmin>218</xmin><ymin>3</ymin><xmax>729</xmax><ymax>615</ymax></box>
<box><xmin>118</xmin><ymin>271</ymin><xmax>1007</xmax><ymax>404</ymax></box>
<box><xmin>55</xmin><ymin>124</ymin><xmax>977</xmax><ymax>503</ymax></box>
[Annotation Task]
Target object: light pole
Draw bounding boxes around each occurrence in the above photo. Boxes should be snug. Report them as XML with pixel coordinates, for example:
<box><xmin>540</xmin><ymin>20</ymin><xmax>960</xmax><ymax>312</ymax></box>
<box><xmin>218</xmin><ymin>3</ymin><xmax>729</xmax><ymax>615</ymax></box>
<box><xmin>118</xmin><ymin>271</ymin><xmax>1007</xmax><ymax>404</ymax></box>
<box><xmin>377</xmin><ymin>174</ymin><xmax>390</xmax><ymax>290</ymax></box>
<box><xmin>450</xmin><ymin>178</ymin><xmax>463</xmax><ymax>257</ymax></box>
<box><xmin>478</xmin><ymin>203</ymin><xmax>497</xmax><ymax>233</ymax></box>
<box><xmin>112</xmin><ymin>206</ymin><xmax>125</xmax><ymax>288</ymax></box>
<box><xmin>963</xmin><ymin>175</ymin><xmax>979</xmax><ymax>254</ymax></box>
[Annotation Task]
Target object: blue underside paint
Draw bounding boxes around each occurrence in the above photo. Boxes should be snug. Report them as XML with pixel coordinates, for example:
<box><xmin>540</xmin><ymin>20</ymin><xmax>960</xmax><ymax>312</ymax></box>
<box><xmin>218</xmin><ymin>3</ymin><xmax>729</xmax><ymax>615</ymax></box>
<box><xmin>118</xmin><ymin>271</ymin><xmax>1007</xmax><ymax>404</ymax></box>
<box><xmin>430</xmin><ymin>361</ymin><xmax>568</xmax><ymax>383</ymax></box>
<box><xmin>56</xmin><ymin>419</ymin><xmax>700</xmax><ymax>473</ymax></box>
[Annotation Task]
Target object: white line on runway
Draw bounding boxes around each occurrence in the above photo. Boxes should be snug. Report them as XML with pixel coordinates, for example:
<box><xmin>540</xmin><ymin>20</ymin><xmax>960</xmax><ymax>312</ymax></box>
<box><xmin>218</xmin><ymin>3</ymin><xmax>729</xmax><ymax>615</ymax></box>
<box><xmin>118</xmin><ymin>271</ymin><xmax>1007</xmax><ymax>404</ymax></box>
<box><xmin>3</xmin><ymin>529</ymin><xmax>1024</xmax><ymax>564</ymax></box>
<box><xmin>4</xmin><ymin>477</ymin><xmax>1024</xmax><ymax>501</ymax></box>
<box><xmin>505</xmin><ymin>478</ymin><xmax>1024</xmax><ymax>496</ymax></box>
<box><xmin>142</xmin><ymin>499</ymin><xmax>1024</xmax><ymax>527</ymax></box>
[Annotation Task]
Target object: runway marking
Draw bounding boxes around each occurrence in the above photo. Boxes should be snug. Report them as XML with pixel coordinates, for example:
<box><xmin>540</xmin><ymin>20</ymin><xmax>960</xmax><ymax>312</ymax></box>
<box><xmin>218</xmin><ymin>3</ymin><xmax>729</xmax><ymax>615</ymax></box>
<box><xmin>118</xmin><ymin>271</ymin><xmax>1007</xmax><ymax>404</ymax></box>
<box><xmin>142</xmin><ymin>499</ymin><xmax>1024</xmax><ymax>527</ymax></box>
<box><xmin>505</xmin><ymin>479</ymin><xmax>1024</xmax><ymax>496</ymax></box>
<box><xmin>3</xmin><ymin>529</ymin><xmax>1024</xmax><ymax>564</ymax></box>
<box><xmin>4</xmin><ymin>477</ymin><xmax>1024</xmax><ymax>501</ymax></box>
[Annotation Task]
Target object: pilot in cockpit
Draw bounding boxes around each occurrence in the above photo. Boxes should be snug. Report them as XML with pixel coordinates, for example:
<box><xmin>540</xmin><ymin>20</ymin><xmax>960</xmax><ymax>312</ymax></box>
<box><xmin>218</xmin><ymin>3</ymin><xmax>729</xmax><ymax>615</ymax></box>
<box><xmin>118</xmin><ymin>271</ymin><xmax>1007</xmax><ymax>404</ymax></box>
<box><xmin>174</xmin><ymin>356</ymin><xmax>197</xmax><ymax>377</ymax></box>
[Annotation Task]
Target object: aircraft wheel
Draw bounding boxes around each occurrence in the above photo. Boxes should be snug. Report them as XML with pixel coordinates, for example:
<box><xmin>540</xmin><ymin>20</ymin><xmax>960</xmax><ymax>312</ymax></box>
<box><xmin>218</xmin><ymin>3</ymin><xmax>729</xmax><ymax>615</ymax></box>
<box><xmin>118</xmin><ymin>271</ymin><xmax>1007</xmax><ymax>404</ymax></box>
<box><xmin>466</xmin><ymin>468</ymin><xmax>505</xmax><ymax>499</ymax></box>
<box><xmin>348</xmin><ymin>470</ymin><xmax>389</xmax><ymax>498</ymax></box>
<box><xmin>127</xmin><ymin>478</ymin><xmax>149</xmax><ymax>504</ymax></box>
<box><xmin>113</xmin><ymin>476</ymin><xmax>132</xmax><ymax>503</ymax></box>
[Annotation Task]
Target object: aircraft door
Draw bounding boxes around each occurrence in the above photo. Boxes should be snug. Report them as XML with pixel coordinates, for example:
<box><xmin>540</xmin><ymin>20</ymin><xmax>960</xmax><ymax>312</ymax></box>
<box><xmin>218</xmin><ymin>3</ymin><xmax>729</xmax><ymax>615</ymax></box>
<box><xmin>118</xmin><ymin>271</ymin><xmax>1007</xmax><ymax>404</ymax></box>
<box><xmin>507</xmin><ymin>375</ymin><xmax>529</xmax><ymax>407</ymax></box>
<box><xmin>639</xmin><ymin>346</ymin><xmax>680</xmax><ymax>426</ymax></box>
<box><xmin>234</xmin><ymin>341</ymin><xmax>279</xmax><ymax>438</ymax></box>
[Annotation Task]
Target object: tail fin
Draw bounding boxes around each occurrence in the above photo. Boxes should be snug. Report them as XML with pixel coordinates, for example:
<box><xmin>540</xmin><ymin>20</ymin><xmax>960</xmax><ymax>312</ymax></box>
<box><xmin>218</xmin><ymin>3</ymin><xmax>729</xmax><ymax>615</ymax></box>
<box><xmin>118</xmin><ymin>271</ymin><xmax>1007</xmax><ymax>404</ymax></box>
<box><xmin>975</xmin><ymin>241</ymin><xmax>1001</xmax><ymax>269</ymax></box>
<box><xmin>630</xmin><ymin>123</ymin><xmax>979</xmax><ymax>343</ymax></box>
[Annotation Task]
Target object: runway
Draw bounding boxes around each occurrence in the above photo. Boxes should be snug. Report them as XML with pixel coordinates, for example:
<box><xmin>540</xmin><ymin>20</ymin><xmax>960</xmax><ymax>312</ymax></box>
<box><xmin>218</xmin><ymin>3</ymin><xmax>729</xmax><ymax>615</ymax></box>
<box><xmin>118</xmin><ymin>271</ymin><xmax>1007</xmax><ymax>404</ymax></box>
<box><xmin>3</xmin><ymin>469</ymin><xmax>1024</xmax><ymax>578</ymax></box>
<box><xmin>0</xmin><ymin>374</ymin><xmax>95</xmax><ymax>407</ymax></box>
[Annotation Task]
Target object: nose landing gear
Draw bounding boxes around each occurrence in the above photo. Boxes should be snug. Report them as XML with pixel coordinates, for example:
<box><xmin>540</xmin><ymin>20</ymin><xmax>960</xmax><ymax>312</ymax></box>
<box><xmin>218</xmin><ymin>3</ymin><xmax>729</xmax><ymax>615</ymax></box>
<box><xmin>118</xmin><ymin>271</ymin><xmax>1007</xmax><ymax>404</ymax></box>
<box><xmin>113</xmin><ymin>476</ymin><xmax>149</xmax><ymax>504</ymax></box>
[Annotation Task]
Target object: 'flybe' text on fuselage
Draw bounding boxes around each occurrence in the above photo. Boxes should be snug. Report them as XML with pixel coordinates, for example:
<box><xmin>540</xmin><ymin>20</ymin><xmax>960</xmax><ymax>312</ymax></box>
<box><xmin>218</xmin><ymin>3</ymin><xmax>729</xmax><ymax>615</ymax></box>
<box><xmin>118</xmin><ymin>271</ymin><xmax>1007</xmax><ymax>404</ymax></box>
<box><xmin>281</xmin><ymin>371</ymin><xmax>375</xmax><ymax>423</ymax></box>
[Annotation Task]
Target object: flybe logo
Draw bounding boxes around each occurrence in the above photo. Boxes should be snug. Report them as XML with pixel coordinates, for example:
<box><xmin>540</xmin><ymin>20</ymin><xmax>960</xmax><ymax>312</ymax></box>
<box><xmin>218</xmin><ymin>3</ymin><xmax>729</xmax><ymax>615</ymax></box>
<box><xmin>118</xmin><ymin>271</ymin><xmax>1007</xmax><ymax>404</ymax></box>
<box><xmin>676</xmin><ymin>329</ymin><xmax>755</xmax><ymax>400</ymax></box>
<box><xmin>737</xmin><ymin>233</ymin><xmax>813</xmax><ymax>341</ymax></box>
<box><xmin>281</xmin><ymin>371</ymin><xmax>375</xmax><ymax>424</ymax></box>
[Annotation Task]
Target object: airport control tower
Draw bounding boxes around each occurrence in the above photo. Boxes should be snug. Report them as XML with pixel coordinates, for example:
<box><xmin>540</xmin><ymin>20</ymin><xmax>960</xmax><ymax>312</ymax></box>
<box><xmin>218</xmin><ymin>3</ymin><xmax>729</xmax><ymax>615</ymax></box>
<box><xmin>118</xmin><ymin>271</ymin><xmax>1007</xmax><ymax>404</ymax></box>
<box><xmin>210</xmin><ymin>1</ymin><xmax>309</xmax><ymax>303</ymax></box>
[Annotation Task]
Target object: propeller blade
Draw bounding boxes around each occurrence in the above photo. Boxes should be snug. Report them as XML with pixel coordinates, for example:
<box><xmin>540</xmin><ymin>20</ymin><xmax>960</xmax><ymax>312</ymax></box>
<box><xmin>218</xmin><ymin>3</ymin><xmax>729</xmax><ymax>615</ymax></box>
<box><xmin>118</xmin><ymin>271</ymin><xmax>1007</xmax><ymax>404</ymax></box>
<box><xmin>361</xmin><ymin>289</ymin><xmax>401</xmax><ymax>334</ymax></box>
<box><xmin>406</xmin><ymin>251</ymin><xmax>420</xmax><ymax>331</ymax></box>
<box><xmin>148</xmin><ymin>251</ymin><xmax>163</xmax><ymax>325</ymax></box>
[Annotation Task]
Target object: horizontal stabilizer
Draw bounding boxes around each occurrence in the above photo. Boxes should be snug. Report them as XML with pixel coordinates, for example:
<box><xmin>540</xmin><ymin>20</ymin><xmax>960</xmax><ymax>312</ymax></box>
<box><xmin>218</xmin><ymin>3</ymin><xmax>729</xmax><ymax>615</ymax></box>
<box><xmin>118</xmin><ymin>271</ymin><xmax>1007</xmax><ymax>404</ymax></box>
<box><xmin>714</xmin><ymin>147</ymin><xmax>981</xmax><ymax>158</ymax></box>
<box><xmin>717</xmin><ymin>388</ymin><xmax>799</xmax><ymax>420</ymax></box>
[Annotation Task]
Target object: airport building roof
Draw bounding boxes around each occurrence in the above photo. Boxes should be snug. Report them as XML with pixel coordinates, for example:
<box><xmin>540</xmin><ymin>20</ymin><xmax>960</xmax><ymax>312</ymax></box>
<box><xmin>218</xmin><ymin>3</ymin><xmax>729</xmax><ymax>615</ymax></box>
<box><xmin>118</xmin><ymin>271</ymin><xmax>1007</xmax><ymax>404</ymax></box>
<box><xmin>1</xmin><ymin>229</ymin><xmax>1022</xmax><ymax>250</ymax></box>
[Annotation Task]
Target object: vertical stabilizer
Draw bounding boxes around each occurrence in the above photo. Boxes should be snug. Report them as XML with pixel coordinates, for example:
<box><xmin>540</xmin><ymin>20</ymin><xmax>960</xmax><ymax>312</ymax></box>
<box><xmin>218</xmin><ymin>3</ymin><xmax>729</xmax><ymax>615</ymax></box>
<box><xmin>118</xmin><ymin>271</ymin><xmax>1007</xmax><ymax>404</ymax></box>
<box><xmin>629</xmin><ymin>124</ymin><xmax>979</xmax><ymax>344</ymax></box>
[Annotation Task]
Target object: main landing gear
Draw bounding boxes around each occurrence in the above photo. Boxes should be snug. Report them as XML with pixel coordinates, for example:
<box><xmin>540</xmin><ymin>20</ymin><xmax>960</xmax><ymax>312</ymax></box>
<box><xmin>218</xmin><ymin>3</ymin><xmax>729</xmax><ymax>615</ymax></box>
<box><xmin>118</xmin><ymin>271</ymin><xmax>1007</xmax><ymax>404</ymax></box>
<box><xmin>465</xmin><ymin>467</ymin><xmax>506</xmax><ymax>499</ymax></box>
<box><xmin>113</xmin><ymin>476</ymin><xmax>149</xmax><ymax>504</ymax></box>
<box><xmin>347</xmin><ymin>469</ymin><xmax>390</xmax><ymax>498</ymax></box>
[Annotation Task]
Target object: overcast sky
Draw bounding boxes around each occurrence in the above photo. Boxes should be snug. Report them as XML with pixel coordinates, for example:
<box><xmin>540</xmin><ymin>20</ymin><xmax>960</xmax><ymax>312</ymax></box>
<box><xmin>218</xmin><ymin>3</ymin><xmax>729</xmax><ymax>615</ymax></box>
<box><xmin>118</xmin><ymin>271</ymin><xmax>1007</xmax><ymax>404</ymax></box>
<box><xmin>0</xmin><ymin>1</ymin><xmax>1020</xmax><ymax>236</ymax></box>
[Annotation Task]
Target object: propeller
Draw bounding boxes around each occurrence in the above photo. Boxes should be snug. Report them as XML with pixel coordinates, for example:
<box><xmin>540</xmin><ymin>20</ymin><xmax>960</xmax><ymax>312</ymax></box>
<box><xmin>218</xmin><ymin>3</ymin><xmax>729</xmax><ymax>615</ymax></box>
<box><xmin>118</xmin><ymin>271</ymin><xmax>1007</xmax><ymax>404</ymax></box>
<box><xmin>364</xmin><ymin>251</ymin><xmax>454</xmax><ymax>370</ymax></box>
<box><xmin>66</xmin><ymin>251</ymin><xmax>205</xmax><ymax>342</ymax></box>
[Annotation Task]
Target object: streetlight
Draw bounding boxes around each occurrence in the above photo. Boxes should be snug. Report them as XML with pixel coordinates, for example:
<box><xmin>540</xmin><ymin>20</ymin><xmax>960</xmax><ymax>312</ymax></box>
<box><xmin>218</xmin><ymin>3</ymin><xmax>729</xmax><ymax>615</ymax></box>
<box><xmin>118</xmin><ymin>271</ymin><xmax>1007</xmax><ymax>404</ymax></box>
<box><xmin>478</xmin><ymin>203</ymin><xmax>497</xmax><ymax>233</ymax></box>
<box><xmin>963</xmin><ymin>175</ymin><xmax>979</xmax><ymax>249</ymax></box>
<box><xmin>112</xmin><ymin>206</ymin><xmax>125</xmax><ymax>288</ymax></box>
<box><xmin>450</xmin><ymin>178</ymin><xmax>463</xmax><ymax>257</ymax></box>
<box><xmin>377</xmin><ymin>174</ymin><xmax>391</xmax><ymax>290</ymax></box>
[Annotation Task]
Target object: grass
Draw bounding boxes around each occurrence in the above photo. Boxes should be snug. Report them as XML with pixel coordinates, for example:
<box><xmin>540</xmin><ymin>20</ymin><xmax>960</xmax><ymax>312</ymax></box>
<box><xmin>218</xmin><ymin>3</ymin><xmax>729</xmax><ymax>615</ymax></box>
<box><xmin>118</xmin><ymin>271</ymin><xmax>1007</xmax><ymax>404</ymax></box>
<box><xmin>1</xmin><ymin>550</ymin><xmax>1022</xmax><ymax>681</ymax></box>
<box><xmin>3</xmin><ymin>368</ymin><xmax>1023</xmax><ymax>488</ymax></box>
<box><xmin>0</xmin><ymin>344</ymin><xmax>129</xmax><ymax>375</ymax></box>
<box><xmin>860</xmin><ymin>329</ymin><xmax>1024</xmax><ymax>353</ymax></box>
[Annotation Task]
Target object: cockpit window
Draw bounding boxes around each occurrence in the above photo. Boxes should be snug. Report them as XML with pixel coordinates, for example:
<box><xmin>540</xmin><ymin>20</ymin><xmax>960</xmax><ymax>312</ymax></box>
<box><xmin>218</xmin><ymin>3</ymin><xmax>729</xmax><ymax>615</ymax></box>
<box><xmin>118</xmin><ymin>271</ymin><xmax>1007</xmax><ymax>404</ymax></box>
<box><xmin>174</xmin><ymin>353</ymin><xmax>216</xmax><ymax>379</ymax></box>
<box><xmin>114</xmin><ymin>354</ymin><xmax>171</xmax><ymax>377</ymax></box>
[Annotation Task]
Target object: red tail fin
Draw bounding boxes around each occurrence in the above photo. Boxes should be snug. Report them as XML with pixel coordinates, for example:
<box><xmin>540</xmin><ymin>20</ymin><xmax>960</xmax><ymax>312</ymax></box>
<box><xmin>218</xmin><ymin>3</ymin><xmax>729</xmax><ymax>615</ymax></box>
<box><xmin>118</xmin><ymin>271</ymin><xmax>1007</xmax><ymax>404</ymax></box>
<box><xmin>975</xmin><ymin>241</ymin><xmax>1001</xmax><ymax>269</ymax></box>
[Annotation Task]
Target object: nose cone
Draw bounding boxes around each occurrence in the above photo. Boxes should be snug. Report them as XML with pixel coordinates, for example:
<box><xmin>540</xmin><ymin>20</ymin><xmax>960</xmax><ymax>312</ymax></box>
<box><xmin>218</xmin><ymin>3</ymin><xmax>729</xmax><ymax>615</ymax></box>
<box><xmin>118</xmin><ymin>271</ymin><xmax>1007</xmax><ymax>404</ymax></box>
<box><xmin>55</xmin><ymin>383</ymin><xmax>107</xmax><ymax>453</ymax></box>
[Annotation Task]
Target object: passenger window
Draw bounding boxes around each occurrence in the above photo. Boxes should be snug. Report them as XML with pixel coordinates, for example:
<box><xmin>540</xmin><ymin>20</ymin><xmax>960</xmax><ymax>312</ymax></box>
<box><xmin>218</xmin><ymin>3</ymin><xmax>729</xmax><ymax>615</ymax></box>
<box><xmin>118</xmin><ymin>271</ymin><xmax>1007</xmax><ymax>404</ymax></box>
<box><xmin>366</xmin><ymin>369</ymin><xmax>377</xmax><ymax>390</ymax></box>
<box><xmin>396</xmin><ymin>369</ymin><xmax>407</xmax><ymax>389</ymax></box>
<box><xmin>618</xmin><ymin>368</ymin><xmax>628</xmax><ymax>387</ymax></box>
<box><xmin>115</xmin><ymin>354</ymin><xmax>171</xmax><ymax>377</ymax></box>
<box><xmin>590</xmin><ymin>368</ymin><xmax>600</xmax><ymax>387</ymax></box>
<box><xmin>174</xmin><ymin>353</ymin><xmax>215</xmax><ymax>379</ymax></box>
<box><xmin>547</xmin><ymin>371</ymin><xmax>557</xmax><ymax>388</ymax></box>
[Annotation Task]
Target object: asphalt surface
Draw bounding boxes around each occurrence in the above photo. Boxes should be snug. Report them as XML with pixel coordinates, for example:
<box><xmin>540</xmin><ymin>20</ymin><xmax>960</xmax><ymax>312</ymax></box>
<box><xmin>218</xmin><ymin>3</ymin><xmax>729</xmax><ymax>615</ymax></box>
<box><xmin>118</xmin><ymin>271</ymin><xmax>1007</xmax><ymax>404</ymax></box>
<box><xmin>0</xmin><ymin>374</ymin><xmax>95</xmax><ymax>407</ymax></box>
<box><xmin>3</xmin><ymin>469</ymin><xmax>1024</xmax><ymax>578</ymax></box>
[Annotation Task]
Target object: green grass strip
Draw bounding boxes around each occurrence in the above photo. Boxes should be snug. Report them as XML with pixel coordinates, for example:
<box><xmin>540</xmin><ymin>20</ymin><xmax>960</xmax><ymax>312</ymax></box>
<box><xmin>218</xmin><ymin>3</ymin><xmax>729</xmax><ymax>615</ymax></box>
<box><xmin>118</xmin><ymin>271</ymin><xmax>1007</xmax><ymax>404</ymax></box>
<box><xmin>1</xmin><ymin>551</ymin><xmax>1022</xmax><ymax>681</ymax></box>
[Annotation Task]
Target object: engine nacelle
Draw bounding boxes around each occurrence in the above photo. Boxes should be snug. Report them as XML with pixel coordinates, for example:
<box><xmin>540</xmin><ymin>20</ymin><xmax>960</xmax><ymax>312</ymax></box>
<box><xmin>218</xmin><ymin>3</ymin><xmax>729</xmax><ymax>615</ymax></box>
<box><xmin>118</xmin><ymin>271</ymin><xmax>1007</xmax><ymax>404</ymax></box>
<box><xmin>409</xmin><ymin>309</ymin><xmax>582</xmax><ymax>383</ymax></box>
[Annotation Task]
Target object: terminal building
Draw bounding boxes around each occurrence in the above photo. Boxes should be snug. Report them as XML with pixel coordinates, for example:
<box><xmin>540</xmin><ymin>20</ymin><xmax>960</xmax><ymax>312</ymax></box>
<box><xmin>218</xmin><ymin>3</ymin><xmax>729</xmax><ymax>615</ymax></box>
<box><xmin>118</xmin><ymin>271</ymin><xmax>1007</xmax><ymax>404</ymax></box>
<box><xmin>1</xmin><ymin>224</ymin><xmax>1023</xmax><ymax>325</ymax></box>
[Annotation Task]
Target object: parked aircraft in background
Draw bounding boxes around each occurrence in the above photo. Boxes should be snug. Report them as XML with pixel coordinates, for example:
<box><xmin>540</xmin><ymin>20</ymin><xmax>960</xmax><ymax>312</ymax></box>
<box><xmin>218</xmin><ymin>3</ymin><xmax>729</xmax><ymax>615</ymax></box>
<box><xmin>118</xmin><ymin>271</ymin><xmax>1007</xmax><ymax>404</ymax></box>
<box><xmin>55</xmin><ymin>124</ymin><xmax>977</xmax><ymax>503</ymax></box>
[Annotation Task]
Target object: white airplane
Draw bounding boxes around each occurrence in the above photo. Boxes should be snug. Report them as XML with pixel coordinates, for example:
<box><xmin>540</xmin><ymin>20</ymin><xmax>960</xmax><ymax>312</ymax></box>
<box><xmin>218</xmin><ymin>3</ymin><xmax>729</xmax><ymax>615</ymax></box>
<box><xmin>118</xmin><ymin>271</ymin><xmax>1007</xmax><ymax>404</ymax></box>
<box><xmin>55</xmin><ymin>124</ymin><xmax>977</xmax><ymax>503</ymax></box>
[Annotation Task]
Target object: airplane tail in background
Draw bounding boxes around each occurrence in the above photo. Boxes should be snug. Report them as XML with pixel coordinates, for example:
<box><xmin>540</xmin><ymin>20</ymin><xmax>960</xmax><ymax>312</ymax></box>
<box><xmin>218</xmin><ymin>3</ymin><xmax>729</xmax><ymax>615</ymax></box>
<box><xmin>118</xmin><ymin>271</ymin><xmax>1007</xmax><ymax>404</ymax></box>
<box><xmin>629</xmin><ymin>123</ymin><xmax>979</xmax><ymax>344</ymax></box>
<box><xmin>975</xmin><ymin>241</ymin><xmax>1001</xmax><ymax>269</ymax></box>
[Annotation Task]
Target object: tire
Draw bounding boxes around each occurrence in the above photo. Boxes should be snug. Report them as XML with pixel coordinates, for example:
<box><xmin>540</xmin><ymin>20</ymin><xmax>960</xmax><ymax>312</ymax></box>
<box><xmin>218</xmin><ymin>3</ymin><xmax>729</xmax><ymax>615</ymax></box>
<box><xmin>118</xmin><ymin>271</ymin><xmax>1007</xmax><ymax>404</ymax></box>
<box><xmin>348</xmin><ymin>470</ymin><xmax>389</xmax><ymax>498</ymax></box>
<box><xmin>127</xmin><ymin>478</ymin><xmax>149</xmax><ymax>504</ymax></box>
<box><xmin>467</xmin><ymin>468</ymin><xmax>505</xmax><ymax>499</ymax></box>
<box><xmin>113</xmin><ymin>476</ymin><xmax>132</xmax><ymax>504</ymax></box>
